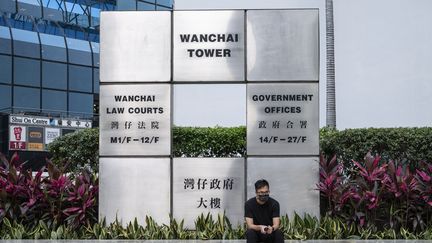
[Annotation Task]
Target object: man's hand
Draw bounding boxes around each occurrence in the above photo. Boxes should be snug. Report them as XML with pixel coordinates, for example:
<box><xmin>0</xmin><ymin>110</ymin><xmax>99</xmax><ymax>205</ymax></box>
<box><xmin>246</xmin><ymin>218</ymin><xmax>270</xmax><ymax>233</ymax></box>
<box><xmin>266</xmin><ymin>225</ymin><xmax>273</xmax><ymax>234</ymax></box>
<box><xmin>260</xmin><ymin>225</ymin><xmax>268</xmax><ymax>234</ymax></box>
<box><xmin>260</xmin><ymin>225</ymin><xmax>273</xmax><ymax>234</ymax></box>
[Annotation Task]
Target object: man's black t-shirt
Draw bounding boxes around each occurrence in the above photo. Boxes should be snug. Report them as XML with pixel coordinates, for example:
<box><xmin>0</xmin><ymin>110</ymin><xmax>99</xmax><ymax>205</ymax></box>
<box><xmin>244</xmin><ymin>197</ymin><xmax>280</xmax><ymax>226</ymax></box>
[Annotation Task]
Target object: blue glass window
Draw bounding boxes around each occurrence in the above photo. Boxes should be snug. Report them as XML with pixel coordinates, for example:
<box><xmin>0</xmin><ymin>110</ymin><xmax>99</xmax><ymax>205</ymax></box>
<box><xmin>141</xmin><ymin>0</ymin><xmax>156</xmax><ymax>4</ymax></box>
<box><xmin>0</xmin><ymin>26</ymin><xmax>12</xmax><ymax>54</ymax></box>
<box><xmin>17</xmin><ymin>0</ymin><xmax>43</xmax><ymax>18</ymax></box>
<box><xmin>93</xmin><ymin>68</ymin><xmax>99</xmax><ymax>94</ymax></box>
<box><xmin>40</xmin><ymin>32</ymin><xmax>65</xmax><ymax>46</ymax></box>
<box><xmin>42</xmin><ymin>89</ymin><xmax>67</xmax><ymax>114</ymax></box>
<box><xmin>156</xmin><ymin>5</ymin><xmax>171</xmax><ymax>10</ymax></box>
<box><xmin>42</xmin><ymin>61</ymin><xmax>67</xmax><ymax>90</ymax></box>
<box><xmin>90</xmin><ymin>41</ymin><xmax>99</xmax><ymax>67</ymax></box>
<box><xmin>41</xmin><ymin>8</ymin><xmax>63</xmax><ymax>22</ymax></box>
<box><xmin>18</xmin><ymin>0</ymin><xmax>41</xmax><ymax>5</ymax></box>
<box><xmin>90</xmin><ymin>17</ymin><xmax>99</xmax><ymax>29</ymax></box>
<box><xmin>138</xmin><ymin>2</ymin><xmax>155</xmax><ymax>10</ymax></box>
<box><xmin>14</xmin><ymin>57</ymin><xmax>40</xmax><ymax>87</ymax></box>
<box><xmin>69</xmin><ymin>64</ymin><xmax>92</xmax><ymax>92</ymax></box>
<box><xmin>40</xmin><ymin>33</ymin><xmax>66</xmax><ymax>61</ymax></box>
<box><xmin>117</xmin><ymin>0</ymin><xmax>136</xmax><ymax>10</ymax></box>
<box><xmin>14</xmin><ymin>86</ymin><xmax>40</xmax><ymax>112</ymax></box>
<box><xmin>66</xmin><ymin>37</ymin><xmax>92</xmax><ymax>66</ymax></box>
<box><xmin>11</xmin><ymin>27</ymin><xmax>39</xmax><ymax>43</ymax></box>
<box><xmin>91</xmin><ymin>7</ymin><xmax>100</xmax><ymax>18</ymax></box>
<box><xmin>156</xmin><ymin>0</ymin><xmax>172</xmax><ymax>7</ymax></box>
<box><xmin>37</xmin><ymin>20</ymin><xmax>64</xmax><ymax>35</ymax></box>
<box><xmin>88</xmin><ymin>31</ymin><xmax>98</xmax><ymax>42</ymax></box>
<box><xmin>42</xmin><ymin>0</ymin><xmax>64</xmax><ymax>10</ymax></box>
<box><xmin>100</xmin><ymin>3</ymin><xmax>115</xmax><ymax>11</ymax></box>
<box><xmin>0</xmin><ymin>55</ymin><xmax>12</xmax><ymax>84</ymax></box>
<box><xmin>106</xmin><ymin>3</ymin><xmax>115</xmax><ymax>11</ymax></box>
<box><xmin>69</xmin><ymin>92</ymin><xmax>93</xmax><ymax>116</ymax></box>
<box><xmin>11</xmin><ymin>28</ymin><xmax>41</xmax><ymax>58</ymax></box>
<box><xmin>65</xmin><ymin>2</ymin><xmax>84</xmax><ymax>15</ymax></box>
<box><xmin>76</xmin><ymin>14</ymin><xmax>90</xmax><ymax>28</ymax></box>
<box><xmin>0</xmin><ymin>84</ymin><xmax>12</xmax><ymax>111</ymax></box>
<box><xmin>0</xmin><ymin>0</ymin><xmax>17</xmax><ymax>13</ymax></box>
<box><xmin>0</xmin><ymin>15</ymin><xmax>6</xmax><ymax>26</ymax></box>
<box><xmin>10</xmin><ymin>16</ymin><xmax>35</xmax><ymax>31</ymax></box>
<box><xmin>40</xmin><ymin>0</ymin><xmax>64</xmax><ymax>21</ymax></box>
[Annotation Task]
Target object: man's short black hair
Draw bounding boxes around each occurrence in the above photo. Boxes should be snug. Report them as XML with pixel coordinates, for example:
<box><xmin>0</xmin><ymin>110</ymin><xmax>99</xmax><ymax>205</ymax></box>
<box><xmin>255</xmin><ymin>179</ymin><xmax>269</xmax><ymax>191</ymax></box>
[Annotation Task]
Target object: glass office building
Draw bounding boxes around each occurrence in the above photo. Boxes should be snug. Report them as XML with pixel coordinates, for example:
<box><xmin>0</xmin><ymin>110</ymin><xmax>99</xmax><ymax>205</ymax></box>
<box><xmin>0</xmin><ymin>0</ymin><xmax>172</xmax><ymax>120</ymax></box>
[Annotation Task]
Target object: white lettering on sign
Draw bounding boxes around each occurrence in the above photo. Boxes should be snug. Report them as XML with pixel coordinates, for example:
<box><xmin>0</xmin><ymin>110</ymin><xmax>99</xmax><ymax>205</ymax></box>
<box><xmin>9</xmin><ymin>115</ymin><xmax>92</xmax><ymax>128</ymax></box>
<box><xmin>10</xmin><ymin>116</ymin><xmax>49</xmax><ymax>125</ymax></box>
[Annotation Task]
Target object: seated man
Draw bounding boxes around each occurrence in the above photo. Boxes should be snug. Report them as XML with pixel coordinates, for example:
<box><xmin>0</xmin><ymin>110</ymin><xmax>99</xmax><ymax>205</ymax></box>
<box><xmin>245</xmin><ymin>179</ymin><xmax>284</xmax><ymax>243</ymax></box>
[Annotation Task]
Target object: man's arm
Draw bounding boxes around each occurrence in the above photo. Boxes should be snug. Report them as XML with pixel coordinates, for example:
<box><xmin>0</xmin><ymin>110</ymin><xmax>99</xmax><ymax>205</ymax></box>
<box><xmin>264</xmin><ymin>217</ymin><xmax>280</xmax><ymax>234</ymax></box>
<box><xmin>268</xmin><ymin>200</ymin><xmax>281</xmax><ymax>234</ymax></box>
<box><xmin>245</xmin><ymin>217</ymin><xmax>266</xmax><ymax>233</ymax></box>
<box><xmin>271</xmin><ymin>217</ymin><xmax>280</xmax><ymax>231</ymax></box>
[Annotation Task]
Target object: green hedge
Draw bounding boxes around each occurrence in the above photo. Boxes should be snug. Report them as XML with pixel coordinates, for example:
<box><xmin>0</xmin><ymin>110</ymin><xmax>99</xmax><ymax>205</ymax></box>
<box><xmin>47</xmin><ymin>126</ymin><xmax>432</xmax><ymax>172</ymax></box>
<box><xmin>47</xmin><ymin>128</ymin><xmax>99</xmax><ymax>172</ymax></box>
<box><xmin>173</xmin><ymin>126</ymin><xmax>246</xmax><ymax>157</ymax></box>
<box><xmin>320</xmin><ymin>127</ymin><xmax>432</xmax><ymax>164</ymax></box>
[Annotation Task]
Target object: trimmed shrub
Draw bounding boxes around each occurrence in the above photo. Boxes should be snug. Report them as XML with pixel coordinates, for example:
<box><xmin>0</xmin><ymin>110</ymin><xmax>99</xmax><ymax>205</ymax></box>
<box><xmin>320</xmin><ymin>127</ymin><xmax>432</xmax><ymax>165</ymax></box>
<box><xmin>47</xmin><ymin>126</ymin><xmax>432</xmax><ymax>173</ymax></box>
<box><xmin>173</xmin><ymin>126</ymin><xmax>246</xmax><ymax>157</ymax></box>
<box><xmin>47</xmin><ymin>128</ymin><xmax>99</xmax><ymax>173</ymax></box>
<box><xmin>47</xmin><ymin>126</ymin><xmax>246</xmax><ymax>172</ymax></box>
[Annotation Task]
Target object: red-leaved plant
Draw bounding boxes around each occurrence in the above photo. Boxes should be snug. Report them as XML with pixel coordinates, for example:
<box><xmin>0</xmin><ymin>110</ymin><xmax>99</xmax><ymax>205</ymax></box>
<box><xmin>318</xmin><ymin>152</ymin><xmax>432</xmax><ymax>233</ymax></box>
<box><xmin>317</xmin><ymin>154</ymin><xmax>345</xmax><ymax>215</ymax></box>
<box><xmin>0</xmin><ymin>152</ymin><xmax>98</xmax><ymax>228</ymax></box>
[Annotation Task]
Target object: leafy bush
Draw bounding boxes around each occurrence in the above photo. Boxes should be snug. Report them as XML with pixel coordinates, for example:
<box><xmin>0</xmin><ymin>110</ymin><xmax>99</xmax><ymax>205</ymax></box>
<box><xmin>48</xmin><ymin>127</ymin><xmax>432</xmax><ymax>172</ymax></box>
<box><xmin>318</xmin><ymin>152</ymin><xmax>432</xmax><ymax>233</ymax></box>
<box><xmin>48</xmin><ymin>126</ymin><xmax>247</xmax><ymax>172</ymax></box>
<box><xmin>47</xmin><ymin>128</ymin><xmax>99</xmax><ymax>173</ymax></box>
<box><xmin>320</xmin><ymin>127</ymin><xmax>432</xmax><ymax>165</ymax></box>
<box><xmin>5</xmin><ymin>126</ymin><xmax>432</xmax><ymax>239</ymax></box>
<box><xmin>1</xmin><ymin>213</ymin><xmax>431</xmax><ymax>239</ymax></box>
<box><xmin>173</xmin><ymin>126</ymin><xmax>246</xmax><ymax>157</ymax></box>
<box><xmin>0</xmin><ymin>153</ymin><xmax>98</xmax><ymax>229</ymax></box>
<box><xmin>44</xmin><ymin>127</ymin><xmax>431</xmax><ymax>232</ymax></box>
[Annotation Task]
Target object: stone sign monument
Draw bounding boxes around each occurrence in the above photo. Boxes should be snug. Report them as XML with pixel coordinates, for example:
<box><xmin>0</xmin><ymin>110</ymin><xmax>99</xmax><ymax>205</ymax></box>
<box><xmin>100</xmin><ymin>9</ymin><xmax>319</xmax><ymax>228</ymax></box>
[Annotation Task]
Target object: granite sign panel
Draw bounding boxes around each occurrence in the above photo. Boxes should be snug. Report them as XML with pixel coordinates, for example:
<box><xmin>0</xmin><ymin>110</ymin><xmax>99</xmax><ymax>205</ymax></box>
<box><xmin>100</xmin><ymin>12</ymin><xmax>171</xmax><ymax>82</ymax></box>
<box><xmin>173</xmin><ymin>11</ymin><xmax>245</xmax><ymax>81</ymax></box>
<box><xmin>173</xmin><ymin>158</ymin><xmax>245</xmax><ymax>228</ymax></box>
<box><xmin>247</xmin><ymin>157</ymin><xmax>319</xmax><ymax>218</ymax></box>
<box><xmin>99</xmin><ymin>158</ymin><xmax>171</xmax><ymax>226</ymax></box>
<box><xmin>247</xmin><ymin>83</ymin><xmax>319</xmax><ymax>155</ymax></box>
<box><xmin>99</xmin><ymin>84</ymin><xmax>171</xmax><ymax>156</ymax></box>
<box><xmin>247</xmin><ymin>10</ymin><xmax>319</xmax><ymax>81</ymax></box>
